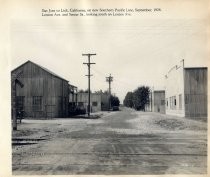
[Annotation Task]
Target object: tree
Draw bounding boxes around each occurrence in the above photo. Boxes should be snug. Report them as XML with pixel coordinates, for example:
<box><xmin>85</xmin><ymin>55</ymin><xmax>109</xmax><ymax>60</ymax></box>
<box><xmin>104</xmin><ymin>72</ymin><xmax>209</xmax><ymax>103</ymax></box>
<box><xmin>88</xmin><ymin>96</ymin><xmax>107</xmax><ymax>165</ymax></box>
<box><xmin>123</xmin><ymin>92</ymin><xmax>134</xmax><ymax>108</ymax></box>
<box><xmin>133</xmin><ymin>86</ymin><xmax>150</xmax><ymax>111</ymax></box>
<box><xmin>94</xmin><ymin>90</ymin><xmax>103</xmax><ymax>94</ymax></box>
<box><xmin>123</xmin><ymin>86</ymin><xmax>150</xmax><ymax>111</ymax></box>
<box><xmin>78</xmin><ymin>89</ymin><xmax>91</xmax><ymax>93</ymax></box>
<box><xmin>103</xmin><ymin>90</ymin><xmax>109</xmax><ymax>94</ymax></box>
<box><xmin>110</xmin><ymin>95</ymin><xmax>120</xmax><ymax>107</ymax></box>
<box><xmin>78</xmin><ymin>89</ymin><xmax>84</xmax><ymax>93</ymax></box>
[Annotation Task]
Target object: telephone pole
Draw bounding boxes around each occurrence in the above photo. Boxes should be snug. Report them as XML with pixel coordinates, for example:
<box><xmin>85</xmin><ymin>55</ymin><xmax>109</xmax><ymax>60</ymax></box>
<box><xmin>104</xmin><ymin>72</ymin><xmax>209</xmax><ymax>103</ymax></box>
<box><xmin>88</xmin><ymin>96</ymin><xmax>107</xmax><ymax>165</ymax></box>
<box><xmin>83</xmin><ymin>53</ymin><xmax>96</xmax><ymax>117</ymax></box>
<box><xmin>12</xmin><ymin>71</ymin><xmax>24</xmax><ymax>130</ymax></box>
<box><xmin>106</xmin><ymin>74</ymin><xmax>113</xmax><ymax>110</ymax></box>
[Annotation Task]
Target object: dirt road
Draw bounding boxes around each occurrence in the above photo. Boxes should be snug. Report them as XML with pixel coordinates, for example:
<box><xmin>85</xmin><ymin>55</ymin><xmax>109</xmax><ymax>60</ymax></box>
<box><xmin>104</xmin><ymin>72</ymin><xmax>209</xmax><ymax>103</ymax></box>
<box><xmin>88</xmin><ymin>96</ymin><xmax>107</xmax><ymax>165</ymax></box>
<box><xmin>12</xmin><ymin>107</ymin><xmax>207</xmax><ymax>175</ymax></box>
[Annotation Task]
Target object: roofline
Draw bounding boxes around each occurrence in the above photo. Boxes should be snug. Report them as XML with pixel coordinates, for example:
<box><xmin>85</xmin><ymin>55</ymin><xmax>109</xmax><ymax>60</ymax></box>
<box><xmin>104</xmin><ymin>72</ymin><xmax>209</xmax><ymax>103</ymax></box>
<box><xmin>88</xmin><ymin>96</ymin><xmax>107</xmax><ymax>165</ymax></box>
<box><xmin>69</xmin><ymin>84</ymin><xmax>77</xmax><ymax>88</ymax></box>
<box><xmin>165</xmin><ymin>66</ymin><xmax>208</xmax><ymax>79</ymax></box>
<box><xmin>77</xmin><ymin>92</ymin><xmax>108</xmax><ymax>95</ymax></box>
<box><xmin>153</xmin><ymin>90</ymin><xmax>165</xmax><ymax>93</ymax></box>
<box><xmin>184</xmin><ymin>67</ymin><xmax>208</xmax><ymax>70</ymax></box>
<box><xmin>11</xmin><ymin>60</ymin><xmax>30</xmax><ymax>72</ymax></box>
<box><xmin>11</xmin><ymin>60</ymin><xmax>69</xmax><ymax>82</ymax></box>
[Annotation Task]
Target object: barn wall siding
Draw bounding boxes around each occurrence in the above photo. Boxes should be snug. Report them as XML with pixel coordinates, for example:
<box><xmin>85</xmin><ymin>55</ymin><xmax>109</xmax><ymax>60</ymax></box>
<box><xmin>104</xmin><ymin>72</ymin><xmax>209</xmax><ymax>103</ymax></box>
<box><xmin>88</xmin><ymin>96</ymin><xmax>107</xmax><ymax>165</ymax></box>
<box><xmin>184</xmin><ymin>68</ymin><xmax>208</xmax><ymax>117</ymax></box>
<box><xmin>77</xmin><ymin>93</ymin><xmax>109</xmax><ymax>112</ymax></box>
<box><xmin>11</xmin><ymin>61</ymin><xmax>69</xmax><ymax>118</ymax></box>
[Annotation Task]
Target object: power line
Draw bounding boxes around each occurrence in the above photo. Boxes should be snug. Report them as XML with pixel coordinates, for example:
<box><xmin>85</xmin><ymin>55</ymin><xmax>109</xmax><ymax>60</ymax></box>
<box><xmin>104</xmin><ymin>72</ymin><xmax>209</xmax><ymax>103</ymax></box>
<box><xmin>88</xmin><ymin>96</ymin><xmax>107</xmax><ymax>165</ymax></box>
<box><xmin>91</xmin><ymin>68</ymin><xmax>138</xmax><ymax>91</ymax></box>
<box><xmin>91</xmin><ymin>67</ymin><xmax>106</xmax><ymax>77</ymax></box>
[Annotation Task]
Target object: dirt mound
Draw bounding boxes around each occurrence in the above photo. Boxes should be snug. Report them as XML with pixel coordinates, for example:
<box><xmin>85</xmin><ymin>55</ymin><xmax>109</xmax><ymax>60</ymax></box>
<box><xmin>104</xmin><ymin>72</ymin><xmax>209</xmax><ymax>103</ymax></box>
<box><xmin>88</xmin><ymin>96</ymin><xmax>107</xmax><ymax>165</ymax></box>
<box><xmin>155</xmin><ymin>119</ymin><xmax>186</xmax><ymax>130</ymax></box>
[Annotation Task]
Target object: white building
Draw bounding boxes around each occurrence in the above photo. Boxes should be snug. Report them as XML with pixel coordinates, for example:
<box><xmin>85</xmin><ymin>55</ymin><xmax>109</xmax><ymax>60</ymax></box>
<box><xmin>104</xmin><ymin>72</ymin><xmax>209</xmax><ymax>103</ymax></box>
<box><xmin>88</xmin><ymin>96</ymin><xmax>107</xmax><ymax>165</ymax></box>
<box><xmin>165</xmin><ymin>63</ymin><xmax>207</xmax><ymax>117</ymax></box>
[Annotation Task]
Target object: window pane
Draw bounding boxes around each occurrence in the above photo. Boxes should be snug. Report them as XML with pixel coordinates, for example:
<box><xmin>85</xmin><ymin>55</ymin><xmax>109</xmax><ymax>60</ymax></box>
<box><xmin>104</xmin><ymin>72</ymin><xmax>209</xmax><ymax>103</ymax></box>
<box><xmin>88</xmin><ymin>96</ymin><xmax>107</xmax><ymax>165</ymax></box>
<box><xmin>33</xmin><ymin>96</ymin><xmax>42</xmax><ymax>111</ymax></box>
<box><xmin>179</xmin><ymin>94</ymin><xmax>182</xmax><ymax>109</ymax></box>
<box><xmin>92</xmin><ymin>102</ymin><xmax>98</xmax><ymax>106</ymax></box>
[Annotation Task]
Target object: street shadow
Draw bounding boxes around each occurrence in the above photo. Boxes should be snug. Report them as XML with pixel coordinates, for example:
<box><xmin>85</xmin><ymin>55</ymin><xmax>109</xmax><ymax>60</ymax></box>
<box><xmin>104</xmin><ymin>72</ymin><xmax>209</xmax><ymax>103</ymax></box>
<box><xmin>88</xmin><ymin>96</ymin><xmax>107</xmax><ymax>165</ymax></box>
<box><xmin>12</xmin><ymin>138</ymin><xmax>46</xmax><ymax>146</ymax></box>
<box><xmin>71</xmin><ymin>115</ymin><xmax>101</xmax><ymax>119</ymax></box>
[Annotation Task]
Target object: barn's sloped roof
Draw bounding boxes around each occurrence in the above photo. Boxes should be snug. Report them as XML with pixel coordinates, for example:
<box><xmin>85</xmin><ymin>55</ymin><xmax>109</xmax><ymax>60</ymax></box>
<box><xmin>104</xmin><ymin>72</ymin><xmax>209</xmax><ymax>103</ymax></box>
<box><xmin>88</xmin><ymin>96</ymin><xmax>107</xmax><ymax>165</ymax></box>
<box><xmin>12</xmin><ymin>60</ymin><xmax>69</xmax><ymax>82</ymax></box>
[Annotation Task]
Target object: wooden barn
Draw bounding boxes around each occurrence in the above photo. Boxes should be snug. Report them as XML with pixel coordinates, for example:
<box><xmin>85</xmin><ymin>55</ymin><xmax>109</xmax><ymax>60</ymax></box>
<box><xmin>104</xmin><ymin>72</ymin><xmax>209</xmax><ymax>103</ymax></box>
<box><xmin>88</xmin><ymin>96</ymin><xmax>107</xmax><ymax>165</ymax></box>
<box><xmin>11</xmin><ymin>60</ymin><xmax>69</xmax><ymax>118</ymax></box>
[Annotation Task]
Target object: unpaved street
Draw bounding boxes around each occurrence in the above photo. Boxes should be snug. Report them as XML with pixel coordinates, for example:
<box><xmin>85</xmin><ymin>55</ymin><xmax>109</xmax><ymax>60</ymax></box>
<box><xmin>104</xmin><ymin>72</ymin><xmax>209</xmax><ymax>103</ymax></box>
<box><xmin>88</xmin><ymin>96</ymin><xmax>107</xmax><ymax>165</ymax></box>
<box><xmin>12</xmin><ymin>107</ymin><xmax>207</xmax><ymax>175</ymax></box>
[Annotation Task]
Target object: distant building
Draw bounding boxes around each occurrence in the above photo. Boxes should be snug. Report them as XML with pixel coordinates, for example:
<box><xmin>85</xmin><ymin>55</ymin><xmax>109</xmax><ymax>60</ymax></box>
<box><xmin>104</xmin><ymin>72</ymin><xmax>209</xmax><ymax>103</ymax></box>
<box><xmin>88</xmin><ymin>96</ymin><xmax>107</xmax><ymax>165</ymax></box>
<box><xmin>77</xmin><ymin>92</ymin><xmax>109</xmax><ymax>112</ymax></box>
<box><xmin>165</xmin><ymin>64</ymin><xmax>207</xmax><ymax>117</ymax></box>
<box><xmin>145</xmin><ymin>90</ymin><xmax>165</xmax><ymax>114</ymax></box>
<box><xmin>11</xmin><ymin>60</ymin><xmax>71</xmax><ymax>118</ymax></box>
<box><xmin>152</xmin><ymin>90</ymin><xmax>165</xmax><ymax>114</ymax></box>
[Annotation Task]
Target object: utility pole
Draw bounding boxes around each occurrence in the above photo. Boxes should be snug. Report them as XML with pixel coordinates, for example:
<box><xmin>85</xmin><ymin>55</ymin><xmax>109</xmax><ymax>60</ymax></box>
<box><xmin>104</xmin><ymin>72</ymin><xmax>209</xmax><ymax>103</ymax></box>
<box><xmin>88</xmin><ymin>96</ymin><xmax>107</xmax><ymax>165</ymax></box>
<box><xmin>83</xmin><ymin>53</ymin><xmax>96</xmax><ymax>117</ymax></box>
<box><xmin>12</xmin><ymin>71</ymin><xmax>24</xmax><ymax>130</ymax></box>
<box><xmin>106</xmin><ymin>74</ymin><xmax>113</xmax><ymax>110</ymax></box>
<box><xmin>181</xmin><ymin>59</ymin><xmax>185</xmax><ymax>68</ymax></box>
<box><xmin>150</xmin><ymin>86</ymin><xmax>154</xmax><ymax>112</ymax></box>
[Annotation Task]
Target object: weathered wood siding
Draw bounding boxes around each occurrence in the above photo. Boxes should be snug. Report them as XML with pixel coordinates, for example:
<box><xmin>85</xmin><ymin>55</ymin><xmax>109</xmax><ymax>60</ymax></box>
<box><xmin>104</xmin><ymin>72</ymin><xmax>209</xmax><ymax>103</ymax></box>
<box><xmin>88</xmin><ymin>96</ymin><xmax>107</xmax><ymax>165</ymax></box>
<box><xmin>77</xmin><ymin>93</ymin><xmax>109</xmax><ymax>112</ymax></box>
<box><xmin>11</xmin><ymin>61</ymin><xmax>69</xmax><ymax>118</ymax></box>
<box><xmin>184</xmin><ymin>68</ymin><xmax>208</xmax><ymax>117</ymax></box>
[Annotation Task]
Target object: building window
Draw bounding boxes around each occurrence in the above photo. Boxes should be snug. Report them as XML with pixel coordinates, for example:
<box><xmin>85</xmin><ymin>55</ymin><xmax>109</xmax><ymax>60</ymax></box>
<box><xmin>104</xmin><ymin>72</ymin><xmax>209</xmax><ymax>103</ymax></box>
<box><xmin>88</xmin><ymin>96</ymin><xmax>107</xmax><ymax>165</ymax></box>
<box><xmin>161</xmin><ymin>100</ymin><xmax>165</xmax><ymax>105</ymax></box>
<box><xmin>172</xmin><ymin>96</ymin><xmax>176</xmax><ymax>109</ymax></box>
<box><xmin>179</xmin><ymin>94</ymin><xmax>182</xmax><ymax>109</ymax></box>
<box><xmin>169</xmin><ymin>96</ymin><xmax>177</xmax><ymax>109</ymax></box>
<box><xmin>78</xmin><ymin>102</ymin><xmax>84</xmax><ymax>106</ymax></box>
<box><xmin>32</xmin><ymin>96</ymin><xmax>42</xmax><ymax>111</ymax></box>
<box><xmin>92</xmin><ymin>102</ymin><xmax>98</xmax><ymax>106</ymax></box>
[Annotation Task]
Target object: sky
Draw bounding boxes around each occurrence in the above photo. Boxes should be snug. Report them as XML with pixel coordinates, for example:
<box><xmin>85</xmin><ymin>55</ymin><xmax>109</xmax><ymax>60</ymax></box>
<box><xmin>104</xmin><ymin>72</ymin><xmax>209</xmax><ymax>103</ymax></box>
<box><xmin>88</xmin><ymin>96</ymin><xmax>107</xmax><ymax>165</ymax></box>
<box><xmin>10</xmin><ymin>2</ymin><xmax>209</xmax><ymax>103</ymax></box>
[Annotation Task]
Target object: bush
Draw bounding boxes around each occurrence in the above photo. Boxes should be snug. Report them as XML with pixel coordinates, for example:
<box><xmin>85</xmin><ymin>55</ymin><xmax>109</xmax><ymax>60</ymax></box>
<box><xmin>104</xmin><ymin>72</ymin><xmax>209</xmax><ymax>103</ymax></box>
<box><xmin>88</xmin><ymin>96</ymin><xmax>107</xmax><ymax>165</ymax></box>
<box><xmin>75</xmin><ymin>107</ymin><xmax>86</xmax><ymax>115</ymax></box>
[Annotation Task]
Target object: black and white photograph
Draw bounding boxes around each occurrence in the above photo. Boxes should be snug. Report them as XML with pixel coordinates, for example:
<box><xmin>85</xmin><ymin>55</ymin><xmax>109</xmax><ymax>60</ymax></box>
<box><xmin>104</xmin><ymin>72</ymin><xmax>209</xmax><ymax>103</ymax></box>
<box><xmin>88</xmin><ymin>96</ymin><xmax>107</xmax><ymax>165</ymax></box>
<box><xmin>0</xmin><ymin>0</ymin><xmax>209</xmax><ymax>176</ymax></box>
